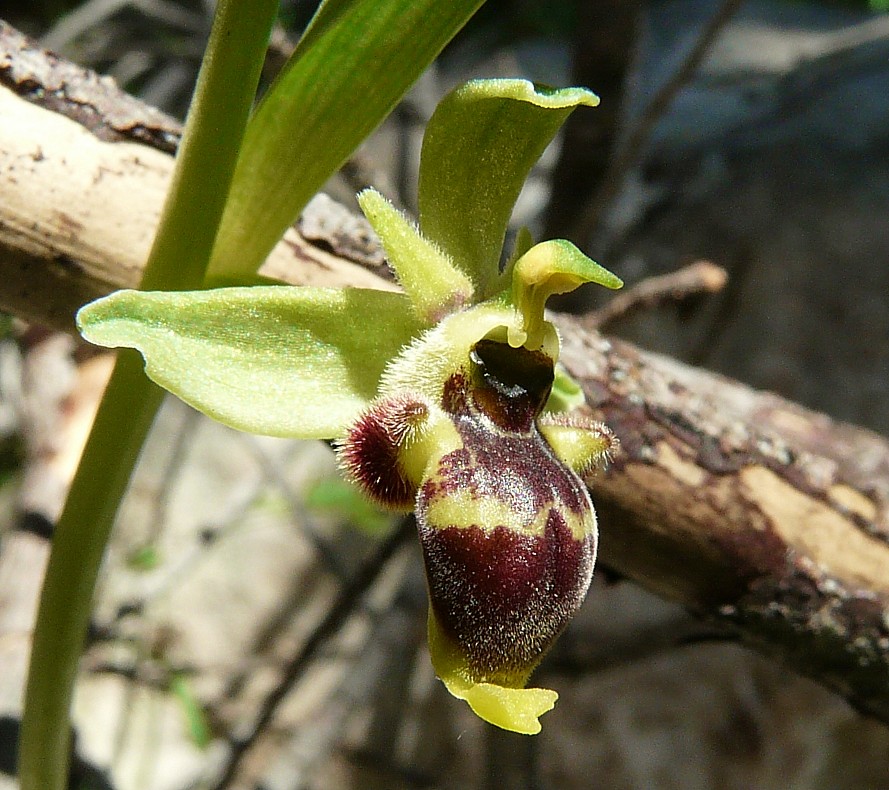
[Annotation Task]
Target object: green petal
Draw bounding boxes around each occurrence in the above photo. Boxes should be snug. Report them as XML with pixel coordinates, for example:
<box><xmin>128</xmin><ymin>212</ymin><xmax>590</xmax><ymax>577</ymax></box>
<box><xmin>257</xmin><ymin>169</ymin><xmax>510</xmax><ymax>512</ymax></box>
<box><xmin>418</xmin><ymin>79</ymin><xmax>599</xmax><ymax>299</ymax></box>
<box><xmin>538</xmin><ymin>417</ymin><xmax>615</xmax><ymax>476</ymax></box>
<box><xmin>206</xmin><ymin>0</ymin><xmax>485</xmax><ymax>283</ymax></box>
<box><xmin>509</xmin><ymin>239</ymin><xmax>622</xmax><ymax>348</ymax></box>
<box><xmin>502</xmin><ymin>225</ymin><xmax>536</xmax><ymax>284</ymax></box>
<box><xmin>357</xmin><ymin>189</ymin><xmax>472</xmax><ymax>322</ymax></box>
<box><xmin>77</xmin><ymin>287</ymin><xmax>422</xmax><ymax>439</ymax></box>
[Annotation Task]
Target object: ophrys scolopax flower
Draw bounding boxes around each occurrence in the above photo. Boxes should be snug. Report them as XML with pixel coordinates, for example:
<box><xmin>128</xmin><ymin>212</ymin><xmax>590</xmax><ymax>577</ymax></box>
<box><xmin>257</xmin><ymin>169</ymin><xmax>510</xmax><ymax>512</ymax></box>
<box><xmin>77</xmin><ymin>79</ymin><xmax>621</xmax><ymax>734</ymax></box>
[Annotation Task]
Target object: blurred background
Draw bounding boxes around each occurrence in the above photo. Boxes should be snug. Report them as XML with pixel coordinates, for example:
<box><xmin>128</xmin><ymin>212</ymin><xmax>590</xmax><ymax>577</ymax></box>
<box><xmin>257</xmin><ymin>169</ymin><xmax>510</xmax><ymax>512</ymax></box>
<box><xmin>1</xmin><ymin>0</ymin><xmax>889</xmax><ymax>787</ymax></box>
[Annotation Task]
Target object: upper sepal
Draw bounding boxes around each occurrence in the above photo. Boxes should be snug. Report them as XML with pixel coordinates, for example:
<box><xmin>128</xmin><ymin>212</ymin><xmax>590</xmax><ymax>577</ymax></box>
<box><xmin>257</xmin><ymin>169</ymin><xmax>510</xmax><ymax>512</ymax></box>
<box><xmin>418</xmin><ymin>79</ymin><xmax>600</xmax><ymax>298</ymax></box>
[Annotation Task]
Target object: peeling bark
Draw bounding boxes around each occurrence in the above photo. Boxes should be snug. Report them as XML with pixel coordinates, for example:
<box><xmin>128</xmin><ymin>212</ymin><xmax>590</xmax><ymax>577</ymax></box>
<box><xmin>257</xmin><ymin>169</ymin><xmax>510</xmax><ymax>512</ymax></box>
<box><xmin>0</xmin><ymin>21</ymin><xmax>393</xmax><ymax>333</ymax></box>
<box><xmin>1</xmin><ymin>21</ymin><xmax>889</xmax><ymax>724</ymax></box>
<box><xmin>558</xmin><ymin>324</ymin><xmax>889</xmax><ymax>720</ymax></box>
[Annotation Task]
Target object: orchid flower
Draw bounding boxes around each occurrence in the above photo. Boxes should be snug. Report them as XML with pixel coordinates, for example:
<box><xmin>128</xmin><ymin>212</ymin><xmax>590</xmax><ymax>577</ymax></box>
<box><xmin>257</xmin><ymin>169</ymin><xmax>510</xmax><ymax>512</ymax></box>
<box><xmin>77</xmin><ymin>79</ymin><xmax>621</xmax><ymax>734</ymax></box>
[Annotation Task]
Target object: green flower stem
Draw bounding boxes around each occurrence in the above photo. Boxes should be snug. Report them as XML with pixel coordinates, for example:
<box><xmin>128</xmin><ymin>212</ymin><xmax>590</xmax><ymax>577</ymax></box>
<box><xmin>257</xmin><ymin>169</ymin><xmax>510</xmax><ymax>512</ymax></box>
<box><xmin>18</xmin><ymin>354</ymin><xmax>164</xmax><ymax>790</ymax></box>
<box><xmin>18</xmin><ymin>1</ymin><xmax>278</xmax><ymax>787</ymax></box>
<box><xmin>141</xmin><ymin>0</ymin><xmax>279</xmax><ymax>291</ymax></box>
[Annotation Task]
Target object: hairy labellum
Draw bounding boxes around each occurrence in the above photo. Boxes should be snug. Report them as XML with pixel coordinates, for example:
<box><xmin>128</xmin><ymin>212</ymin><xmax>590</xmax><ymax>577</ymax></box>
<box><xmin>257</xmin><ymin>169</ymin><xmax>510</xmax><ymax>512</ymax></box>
<box><xmin>338</xmin><ymin>394</ymin><xmax>429</xmax><ymax>510</ymax></box>
<box><xmin>417</xmin><ymin>344</ymin><xmax>597</xmax><ymax>687</ymax></box>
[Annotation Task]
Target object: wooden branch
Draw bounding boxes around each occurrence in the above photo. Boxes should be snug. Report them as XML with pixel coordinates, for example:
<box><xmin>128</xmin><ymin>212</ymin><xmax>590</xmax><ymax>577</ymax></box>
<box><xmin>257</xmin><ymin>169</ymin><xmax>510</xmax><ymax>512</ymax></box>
<box><xmin>559</xmin><ymin>323</ymin><xmax>889</xmax><ymax>720</ymax></box>
<box><xmin>2</xmin><ymin>22</ymin><xmax>889</xmax><ymax>723</ymax></box>
<box><xmin>0</xmin><ymin>21</ymin><xmax>392</xmax><ymax>332</ymax></box>
<box><xmin>583</xmin><ymin>260</ymin><xmax>728</xmax><ymax>330</ymax></box>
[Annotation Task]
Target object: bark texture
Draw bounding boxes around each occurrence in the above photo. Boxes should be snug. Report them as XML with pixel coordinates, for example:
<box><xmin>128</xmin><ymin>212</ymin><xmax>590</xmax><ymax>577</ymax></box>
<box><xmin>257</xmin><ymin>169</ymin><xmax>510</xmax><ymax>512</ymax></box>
<box><xmin>559</xmin><ymin>323</ymin><xmax>889</xmax><ymax>720</ymax></box>
<box><xmin>2</xmin><ymin>21</ymin><xmax>888</xmax><ymax>724</ymax></box>
<box><xmin>0</xmin><ymin>21</ymin><xmax>392</xmax><ymax>332</ymax></box>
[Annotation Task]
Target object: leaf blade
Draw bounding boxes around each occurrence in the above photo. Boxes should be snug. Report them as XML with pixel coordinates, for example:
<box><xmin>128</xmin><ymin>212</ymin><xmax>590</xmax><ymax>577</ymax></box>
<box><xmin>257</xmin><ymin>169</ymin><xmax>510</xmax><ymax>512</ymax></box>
<box><xmin>207</xmin><ymin>0</ymin><xmax>485</xmax><ymax>283</ymax></box>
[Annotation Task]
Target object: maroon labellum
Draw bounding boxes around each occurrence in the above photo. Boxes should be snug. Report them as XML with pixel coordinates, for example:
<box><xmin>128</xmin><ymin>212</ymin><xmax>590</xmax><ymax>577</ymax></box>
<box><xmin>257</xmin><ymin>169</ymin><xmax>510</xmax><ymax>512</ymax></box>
<box><xmin>416</xmin><ymin>341</ymin><xmax>598</xmax><ymax>686</ymax></box>
<box><xmin>338</xmin><ymin>336</ymin><xmax>603</xmax><ymax>693</ymax></box>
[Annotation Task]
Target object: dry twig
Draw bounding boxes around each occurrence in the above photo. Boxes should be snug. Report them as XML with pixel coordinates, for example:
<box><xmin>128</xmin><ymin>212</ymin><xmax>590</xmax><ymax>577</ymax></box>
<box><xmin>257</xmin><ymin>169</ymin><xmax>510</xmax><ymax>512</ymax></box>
<box><xmin>581</xmin><ymin>260</ymin><xmax>728</xmax><ymax>330</ymax></box>
<box><xmin>568</xmin><ymin>0</ymin><xmax>744</xmax><ymax>242</ymax></box>
<box><xmin>210</xmin><ymin>518</ymin><xmax>414</xmax><ymax>789</ymax></box>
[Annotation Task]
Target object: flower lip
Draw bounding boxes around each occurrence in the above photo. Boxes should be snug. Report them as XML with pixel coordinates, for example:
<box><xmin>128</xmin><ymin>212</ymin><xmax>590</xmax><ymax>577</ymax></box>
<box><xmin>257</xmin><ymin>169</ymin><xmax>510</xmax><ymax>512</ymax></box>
<box><xmin>422</xmin><ymin>509</ymin><xmax>594</xmax><ymax>686</ymax></box>
<box><xmin>417</xmin><ymin>364</ymin><xmax>598</xmax><ymax>688</ymax></box>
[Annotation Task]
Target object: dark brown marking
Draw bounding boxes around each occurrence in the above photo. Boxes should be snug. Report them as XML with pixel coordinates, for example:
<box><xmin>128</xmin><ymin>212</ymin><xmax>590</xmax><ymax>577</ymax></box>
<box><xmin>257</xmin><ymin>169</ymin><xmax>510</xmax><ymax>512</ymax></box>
<box><xmin>339</xmin><ymin>395</ymin><xmax>427</xmax><ymax>509</ymax></box>
<box><xmin>470</xmin><ymin>339</ymin><xmax>554</xmax><ymax>431</ymax></box>
<box><xmin>419</xmin><ymin>511</ymin><xmax>593</xmax><ymax>683</ymax></box>
<box><xmin>417</xmin><ymin>345</ymin><xmax>597</xmax><ymax>683</ymax></box>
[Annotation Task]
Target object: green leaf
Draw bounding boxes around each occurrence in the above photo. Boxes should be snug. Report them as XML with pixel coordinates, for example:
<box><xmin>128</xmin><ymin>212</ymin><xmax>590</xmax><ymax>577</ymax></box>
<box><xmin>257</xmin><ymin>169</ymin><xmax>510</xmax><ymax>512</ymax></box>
<box><xmin>206</xmin><ymin>0</ymin><xmax>485</xmax><ymax>283</ymax></box>
<box><xmin>77</xmin><ymin>287</ymin><xmax>423</xmax><ymax>439</ymax></box>
<box><xmin>126</xmin><ymin>545</ymin><xmax>162</xmax><ymax>572</ymax></box>
<box><xmin>304</xmin><ymin>476</ymin><xmax>392</xmax><ymax>535</ymax></box>
<box><xmin>418</xmin><ymin>79</ymin><xmax>599</xmax><ymax>298</ymax></box>
<box><xmin>357</xmin><ymin>188</ymin><xmax>472</xmax><ymax>322</ymax></box>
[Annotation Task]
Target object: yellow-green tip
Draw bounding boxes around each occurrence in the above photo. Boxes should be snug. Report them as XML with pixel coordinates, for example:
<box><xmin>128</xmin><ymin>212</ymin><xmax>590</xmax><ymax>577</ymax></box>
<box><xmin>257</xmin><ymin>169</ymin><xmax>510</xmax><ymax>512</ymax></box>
<box><xmin>428</xmin><ymin>607</ymin><xmax>557</xmax><ymax>734</ymax></box>
<box><xmin>448</xmin><ymin>680</ymin><xmax>558</xmax><ymax>736</ymax></box>
<box><xmin>538</xmin><ymin>416</ymin><xmax>617</xmax><ymax>476</ymax></box>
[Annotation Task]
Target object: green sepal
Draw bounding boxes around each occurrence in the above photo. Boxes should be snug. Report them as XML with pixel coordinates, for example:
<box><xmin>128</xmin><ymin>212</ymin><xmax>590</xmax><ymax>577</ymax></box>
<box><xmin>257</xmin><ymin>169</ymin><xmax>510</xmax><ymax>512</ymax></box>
<box><xmin>418</xmin><ymin>79</ymin><xmax>599</xmax><ymax>298</ymax></box>
<box><xmin>357</xmin><ymin>188</ymin><xmax>472</xmax><ymax>323</ymax></box>
<box><xmin>508</xmin><ymin>239</ymin><xmax>623</xmax><ymax>348</ymax></box>
<box><xmin>77</xmin><ymin>287</ymin><xmax>423</xmax><ymax>439</ymax></box>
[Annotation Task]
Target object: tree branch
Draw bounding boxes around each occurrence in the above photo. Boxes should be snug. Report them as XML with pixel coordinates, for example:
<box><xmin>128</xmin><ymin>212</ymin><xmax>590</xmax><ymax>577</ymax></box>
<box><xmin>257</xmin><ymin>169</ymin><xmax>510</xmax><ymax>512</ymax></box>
<box><xmin>558</xmin><ymin>322</ymin><xmax>889</xmax><ymax>719</ymax></box>
<box><xmin>566</xmin><ymin>0</ymin><xmax>745</xmax><ymax>242</ymax></box>
<box><xmin>2</xmin><ymin>22</ymin><xmax>889</xmax><ymax>723</ymax></box>
<box><xmin>583</xmin><ymin>260</ymin><xmax>728</xmax><ymax>331</ymax></box>
<box><xmin>0</xmin><ymin>21</ymin><xmax>392</xmax><ymax>332</ymax></box>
